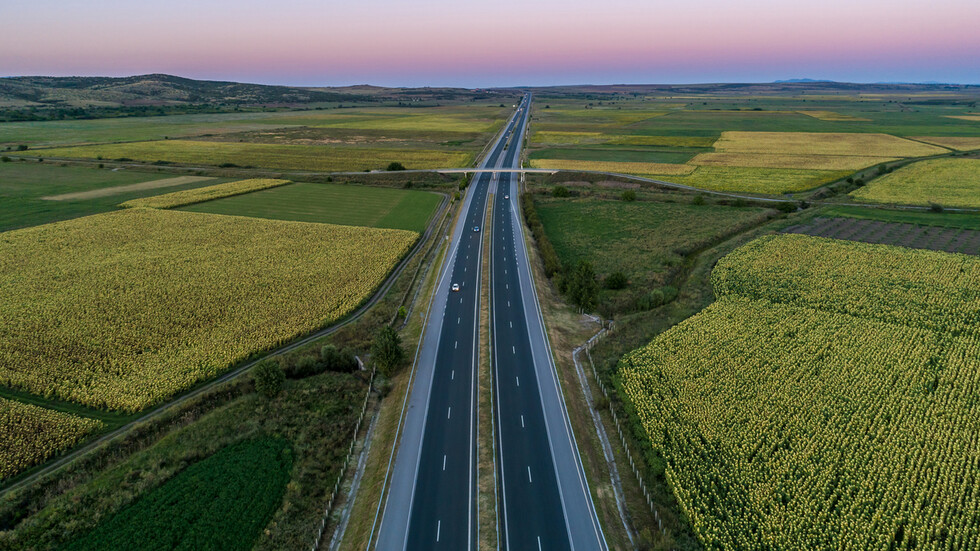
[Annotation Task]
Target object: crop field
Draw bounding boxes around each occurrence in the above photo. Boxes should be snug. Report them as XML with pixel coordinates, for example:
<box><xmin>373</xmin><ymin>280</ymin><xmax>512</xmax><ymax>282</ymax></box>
<box><xmin>690</xmin><ymin>151</ymin><xmax>893</xmax><ymax>170</ymax></box>
<box><xmin>529</xmin><ymin>147</ymin><xmax>699</xmax><ymax>164</ymax></box>
<box><xmin>0</xmin><ymin>398</ymin><xmax>104</xmax><ymax>481</ymax></box>
<box><xmin>783</xmin><ymin>216</ymin><xmax>980</xmax><ymax>255</ymax></box>
<box><xmin>664</xmin><ymin>166</ymin><xmax>849</xmax><ymax>194</ymax></box>
<box><xmin>66</xmin><ymin>438</ymin><xmax>292</xmax><ymax>551</ymax></box>
<box><xmin>712</xmin><ymin>131</ymin><xmax>947</xmax><ymax>157</ymax></box>
<box><xmin>181</xmin><ymin>182</ymin><xmax>442</xmax><ymax>232</ymax></box>
<box><xmin>33</xmin><ymin>139</ymin><xmax>471</xmax><ymax>172</ymax></box>
<box><xmin>0</xmin><ymin>162</ymin><xmax>233</xmax><ymax>232</ymax></box>
<box><xmin>120</xmin><ymin>178</ymin><xmax>291</xmax><ymax>209</ymax></box>
<box><xmin>529</xmin><ymin>159</ymin><xmax>695</xmax><ymax>176</ymax></box>
<box><xmin>850</xmin><ymin>158</ymin><xmax>980</xmax><ymax>208</ymax></box>
<box><xmin>797</xmin><ymin>110</ymin><xmax>871</xmax><ymax>121</ymax></box>
<box><xmin>620</xmin><ymin>234</ymin><xmax>980</xmax><ymax>549</ymax></box>
<box><xmin>912</xmin><ymin>136</ymin><xmax>980</xmax><ymax>150</ymax></box>
<box><xmin>820</xmin><ymin>205</ymin><xmax>980</xmax><ymax>231</ymax></box>
<box><xmin>0</xmin><ymin>208</ymin><xmax>417</xmax><ymax>411</ymax></box>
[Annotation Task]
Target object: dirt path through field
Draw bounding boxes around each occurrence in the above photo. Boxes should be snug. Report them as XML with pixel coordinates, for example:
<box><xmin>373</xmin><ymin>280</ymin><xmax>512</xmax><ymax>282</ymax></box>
<box><xmin>42</xmin><ymin>175</ymin><xmax>215</xmax><ymax>201</ymax></box>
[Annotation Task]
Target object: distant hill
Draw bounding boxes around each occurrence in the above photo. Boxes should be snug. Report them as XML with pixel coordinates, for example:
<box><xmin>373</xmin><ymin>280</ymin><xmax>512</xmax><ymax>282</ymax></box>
<box><xmin>0</xmin><ymin>74</ymin><xmax>367</xmax><ymax>109</ymax></box>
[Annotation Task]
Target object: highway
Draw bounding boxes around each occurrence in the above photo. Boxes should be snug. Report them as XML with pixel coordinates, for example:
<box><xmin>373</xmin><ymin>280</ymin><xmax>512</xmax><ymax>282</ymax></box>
<box><xmin>374</xmin><ymin>95</ymin><xmax>530</xmax><ymax>550</ymax></box>
<box><xmin>373</xmin><ymin>93</ymin><xmax>606</xmax><ymax>550</ymax></box>
<box><xmin>490</xmin><ymin>97</ymin><xmax>607</xmax><ymax>550</ymax></box>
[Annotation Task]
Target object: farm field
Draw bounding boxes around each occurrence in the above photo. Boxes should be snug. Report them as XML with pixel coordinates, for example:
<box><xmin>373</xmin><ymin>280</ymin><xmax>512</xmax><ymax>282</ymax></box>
<box><xmin>33</xmin><ymin>140</ymin><xmax>471</xmax><ymax>172</ymax></box>
<box><xmin>0</xmin><ymin>398</ymin><xmax>104</xmax><ymax>481</ymax></box>
<box><xmin>528</xmin><ymin>95</ymin><xmax>980</xmax><ymax>194</ymax></box>
<box><xmin>0</xmin><ymin>371</ymin><xmax>366</xmax><ymax>551</ymax></box>
<box><xmin>534</xmin><ymin>196</ymin><xmax>773</xmax><ymax>312</ymax></box>
<box><xmin>66</xmin><ymin>438</ymin><xmax>293</xmax><ymax>551</ymax></box>
<box><xmin>821</xmin><ymin>205</ymin><xmax>980</xmax><ymax>230</ymax></box>
<box><xmin>0</xmin><ymin>208</ymin><xmax>417</xmax><ymax>411</ymax></box>
<box><xmin>181</xmin><ymin>182</ymin><xmax>442</xmax><ymax>232</ymax></box>
<box><xmin>849</xmin><ymin>158</ymin><xmax>980</xmax><ymax>208</ymax></box>
<box><xmin>782</xmin><ymin>216</ymin><xmax>980</xmax><ymax>255</ymax></box>
<box><xmin>620</xmin><ymin>233</ymin><xmax>980</xmax><ymax>549</ymax></box>
<box><xmin>0</xmin><ymin>103</ymin><xmax>512</xmax><ymax>148</ymax></box>
<box><xmin>0</xmin><ymin>162</ymin><xmax>232</xmax><ymax>231</ymax></box>
<box><xmin>121</xmin><ymin>178</ymin><xmax>291</xmax><ymax>209</ymax></box>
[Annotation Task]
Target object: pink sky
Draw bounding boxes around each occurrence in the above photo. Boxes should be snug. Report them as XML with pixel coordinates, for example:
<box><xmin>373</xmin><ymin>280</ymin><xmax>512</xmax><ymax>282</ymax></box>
<box><xmin>3</xmin><ymin>0</ymin><xmax>978</xmax><ymax>86</ymax></box>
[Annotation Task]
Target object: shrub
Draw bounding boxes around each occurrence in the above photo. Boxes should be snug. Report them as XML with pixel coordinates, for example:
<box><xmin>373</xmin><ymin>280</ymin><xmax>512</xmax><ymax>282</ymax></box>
<box><xmin>621</xmin><ymin>190</ymin><xmax>636</xmax><ymax>202</ymax></box>
<box><xmin>17</xmin><ymin>145</ymin><xmax>28</xmax><ymax>151</ymax></box>
<box><xmin>776</xmin><ymin>202</ymin><xmax>797</xmax><ymax>213</ymax></box>
<box><xmin>605</xmin><ymin>271</ymin><xmax>628</xmax><ymax>290</ymax></box>
<box><xmin>930</xmin><ymin>202</ymin><xmax>945</xmax><ymax>213</ymax></box>
<box><xmin>387</xmin><ymin>162</ymin><xmax>406</xmax><ymax>171</ymax></box>
<box><xmin>289</xmin><ymin>355</ymin><xmax>322</xmax><ymax>378</ymax></box>
<box><xmin>372</xmin><ymin>326</ymin><xmax>404</xmax><ymax>377</ymax></box>
<box><xmin>662</xmin><ymin>285</ymin><xmax>678</xmax><ymax>303</ymax></box>
<box><xmin>0</xmin><ymin>156</ymin><xmax>10</xmax><ymax>163</ymax></box>
<box><xmin>552</xmin><ymin>185</ymin><xmax>570</xmax><ymax>198</ymax></box>
<box><xmin>252</xmin><ymin>359</ymin><xmax>284</xmax><ymax>398</ymax></box>
<box><xmin>691</xmin><ymin>194</ymin><xmax>705</xmax><ymax>206</ymax></box>
<box><xmin>397</xmin><ymin>306</ymin><xmax>407</xmax><ymax>319</ymax></box>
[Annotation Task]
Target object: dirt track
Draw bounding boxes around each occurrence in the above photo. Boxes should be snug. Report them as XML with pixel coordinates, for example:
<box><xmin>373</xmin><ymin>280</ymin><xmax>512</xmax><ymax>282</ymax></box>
<box><xmin>42</xmin><ymin>175</ymin><xmax>214</xmax><ymax>201</ymax></box>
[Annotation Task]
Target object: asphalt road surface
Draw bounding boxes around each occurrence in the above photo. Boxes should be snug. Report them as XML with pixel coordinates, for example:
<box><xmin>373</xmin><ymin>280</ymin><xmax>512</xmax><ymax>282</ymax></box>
<box><xmin>375</xmin><ymin>96</ymin><xmax>531</xmax><ymax>550</ymax></box>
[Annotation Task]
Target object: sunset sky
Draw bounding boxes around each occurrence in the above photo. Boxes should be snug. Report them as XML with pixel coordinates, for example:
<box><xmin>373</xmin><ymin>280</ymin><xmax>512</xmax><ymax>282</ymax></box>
<box><xmin>3</xmin><ymin>0</ymin><xmax>979</xmax><ymax>86</ymax></box>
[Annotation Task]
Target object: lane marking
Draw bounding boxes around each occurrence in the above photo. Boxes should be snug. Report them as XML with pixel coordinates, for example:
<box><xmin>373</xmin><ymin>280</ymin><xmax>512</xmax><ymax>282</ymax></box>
<box><xmin>510</xmin><ymin>321</ymin><xmax>513</xmax><ymax>328</ymax></box>
<box><xmin>452</xmin><ymin>370</ymin><xmax>455</xmax><ymax>380</ymax></box>
<box><xmin>521</xmin><ymin>415</ymin><xmax>525</xmax><ymax>428</ymax></box>
<box><xmin>528</xmin><ymin>466</ymin><xmax>533</xmax><ymax>484</ymax></box>
<box><xmin>512</xmin><ymin>346</ymin><xmax>516</xmax><ymax>354</ymax></box>
<box><xmin>448</xmin><ymin>407</ymin><xmax>452</xmax><ymax>419</ymax></box>
<box><xmin>455</xmin><ymin>340</ymin><xmax>458</xmax><ymax>349</ymax></box>
<box><xmin>443</xmin><ymin>455</ymin><xmax>447</xmax><ymax>471</ymax></box>
<box><xmin>458</xmin><ymin>317</ymin><xmax>460</xmax><ymax>324</ymax></box>
<box><xmin>516</xmin><ymin>376</ymin><xmax>520</xmax><ymax>387</ymax></box>
<box><xmin>437</xmin><ymin>520</ymin><xmax>441</xmax><ymax>542</ymax></box>
<box><xmin>538</xmin><ymin>536</ymin><xmax>543</xmax><ymax>551</ymax></box>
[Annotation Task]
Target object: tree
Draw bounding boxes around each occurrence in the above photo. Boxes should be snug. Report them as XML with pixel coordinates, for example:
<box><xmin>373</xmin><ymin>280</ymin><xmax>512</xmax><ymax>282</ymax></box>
<box><xmin>605</xmin><ymin>271</ymin><xmax>628</xmax><ymax>290</ymax></box>
<box><xmin>552</xmin><ymin>185</ymin><xmax>570</xmax><ymax>198</ymax></box>
<box><xmin>387</xmin><ymin>161</ymin><xmax>406</xmax><ymax>171</ymax></box>
<box><xmin>372</xmin><ymin>325</ymin><xmax>404</xmax><ymax>377</ymax></box>
<box><xmin>565</xmin><ymin>260</ymin><xmax>599</xmax><ymax>312</ymax></box>
<box><xmin>252</xmin><ymin>359</ymin><xmax>284</xmax><ymax>398</ymax></box>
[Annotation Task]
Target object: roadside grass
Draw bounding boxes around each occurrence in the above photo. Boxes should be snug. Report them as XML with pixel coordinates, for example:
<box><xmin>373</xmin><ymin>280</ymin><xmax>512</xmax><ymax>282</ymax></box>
<box><xmin>0</xmin><ymin>372</ymin><xmax>367</xmax><ymax>551</ymax></box>
<box><xmin>478</xmin><ymin>199</ymin><xmax>496</xmax><ymax>551</ymax></box>
<box><xmin>0</xmin><ymin>161</ymin><xmax>231</xmax><ymax>231</ymax></box>
<box><xmin>535</xmin><ymin>195</ymin><xmax>775</xmax><ymax>315</ymax></box>
<box><xmin>181</xmin><ymin>182</ymin><xmax>442</xmax><ymax>233</ymax></box>
<box><xmin>849</xmin><ymin>158</ymin><xmax>980</xmax><ymax>208</ymax></box>
<box><xmin>32</xmin><ymin>140</ymin><xmax>472</xmax><ymax>172</ymax></box>
<box><xmin>821</xmin><ymin>205</ymin><xmax>980</xmax><ymax>230</ymax></box>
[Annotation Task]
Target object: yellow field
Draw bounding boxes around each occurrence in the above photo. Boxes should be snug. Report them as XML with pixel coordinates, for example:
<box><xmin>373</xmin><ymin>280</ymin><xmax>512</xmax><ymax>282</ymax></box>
<box><xmin>690</xmin><ymin>151</ymin><xmax>892</xmax><ymax>170</ymax></box>
<box><xmin>944</xmin><ymin>115</ymin><xmax>980</xmax><ymax>122</ymax></box>
<box><xmin>120</xmin><ymin>178</ymin><xmax>291</xmax><ymax>209</ymax></box>
<box><xmin>653</xmin><ymin>166</ymin><xmax>848</xmax><ymax>194</ymax></box>
<box><xmin>37</xmin><ymin>140</ymin><xmax>471</xmax><ymax>172</ymax></box>
<box><xmin>621</xmin><ymin>234</ymin><xmax>980</xmax><ymax>548</ymax></box>
<box><xmin>1</xmin><ymin>398</ymin><xmax>104</xmax><ymax>480</ymax></box>
<box><xmin>602</xmin><ymin>135</ymin><xmax>716</xmax><ymax>147</ymax></box>
<box><xmin>529</xmin><ymin>131</ymin><xmax>604</xmax><ymax>144</ymax></box>
<box><xmin>529</xmin><ymin>158</ymin><xmax>695</xmax><ymax>175</ymax></box>
<box><xmin>713</xmin><ymin>131</ymin><xmax>947</xmax><ymax>157</ymax></box>
<box><xmin>849</xmin><ymin>158</ymin><xmax>980</xmax><ymax>207</ymax></box>
<box><xmin>797</xmin><ymin>110</ymin><xmax>870</xmax><ymax>121</ymax></box>
<box><xmin>315</xmin><ymin>113</ymin><xmax>497</xmax><ymax>132</ymax></box>
<box><xmin>912</xmin><ymin>136</ymin><xmax>980</xmax><ymax>151</ymax></box>
<box><xmin>0</xmin><ymin>209</ymin><xmax>418</xmax><ymax>411</ymax></box>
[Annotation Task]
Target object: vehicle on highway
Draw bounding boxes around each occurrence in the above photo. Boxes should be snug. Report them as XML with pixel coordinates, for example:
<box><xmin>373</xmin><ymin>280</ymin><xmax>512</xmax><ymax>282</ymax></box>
<box><xmin>451</xmin><ymin>283</ymin><xmax>460</xmax><ymax>292</ymax></box>
<box><xmin>473</xmin><ymin>226</ymin><xmax>480</xmax><ymax>232</ymax></box>
<box><xmin>504</xmin><ymin>195</ymin><xmax>509</xmax><ymax>199</ymax></box>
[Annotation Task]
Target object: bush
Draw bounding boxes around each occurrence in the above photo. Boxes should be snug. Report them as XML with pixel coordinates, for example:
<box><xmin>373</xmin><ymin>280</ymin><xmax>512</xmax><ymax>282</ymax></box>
<box><xmin>252</xmin><ymin>359</ymin><xmax>285</xmax><ymax>398</ymax></box>
<box><xmin>387</xmin><ymin>162</ymin><xmax>406</xmax><ymax>171</ymax></box>
<box><xmin>605</xmin><ymin>271</ymin><xmax>628</xmax><ymax>290</ymax></box>
<box><xmin>930</xmin><ymin>202</ymin><xmax>945</xmax><ymax>213</ymax></box>
<box><xmin>17</xmin><ymin>145</ymin><xmax>28</xmax><ymax>151</ymax></box>
<box><xmin>403</xmin><ymin>181</ymin><xmax>413</xmax><ymax>189</ymax></box>
<box><xmin>854</xmin><ymin>178</ymin><xmax>865</xmax><ymax>186</ymax></box>
<box><xmin>0</xmin><ymin>156</ymin><xmax>10</xmax><ymax>163</ymax></box>
<box><xmin>552</xmin><ymin>185</ymin><xmax>570</xmax><ymax>198</ymax></box>
<box><xmin>621</xmin><ymin>190</ymin><xmax>636</xmax><ymax>202</ymax></box>
<box><xmin>776</xmin><ymin>202</ymin><xmax>797</xmax><ymax>213</ymax></box>
<box><xmin>398</xmin><ymin>306</ymin><xmax>408</xmax><ymax>319</ymax></box>
<box><xmin>662</xmin><ymin>285</ymin><xmax>678</xmax><ymax>303</ymax></box>
<box><xmin>691</xmin><ymin>194</ymin><xmax>705</xmax><ymax>205</ymax></box>
<box><xmin>319</xmin><ymin>344</ymin><xmax>359</xmax><ymax>373</ymax></box>
<box><xmin>372</xmin><ymin>326</ymin><xmax>404</xmax><ymax>377</ymax></box>
<box><xmin>565</xmin><ymin>260</ymin><xmax>599</xmax><ymax>312</ymax></box>
<box><xmin>285</xmin><ymin>355</ymin><xmax>322</xmax><ymax>379</ymax></box>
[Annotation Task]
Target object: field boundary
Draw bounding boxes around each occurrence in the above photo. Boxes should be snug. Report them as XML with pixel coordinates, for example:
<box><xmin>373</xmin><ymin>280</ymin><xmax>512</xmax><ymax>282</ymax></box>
<box><xmin>0</xmin><ymin>192</ymin><xmax>450</xmax><ymax>497</ymax></box>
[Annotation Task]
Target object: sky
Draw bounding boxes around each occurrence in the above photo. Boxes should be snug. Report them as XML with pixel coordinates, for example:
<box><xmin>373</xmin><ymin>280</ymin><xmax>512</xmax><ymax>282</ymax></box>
<box><xmin>3</xmin><ymin>0</ymin><xmax>979</xmax><ymax>87</ymax></box>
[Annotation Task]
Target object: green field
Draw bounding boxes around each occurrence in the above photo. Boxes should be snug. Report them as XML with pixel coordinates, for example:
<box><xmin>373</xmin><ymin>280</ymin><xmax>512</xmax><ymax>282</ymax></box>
<box><xmin>821</xmin><ymin>205</ymin><xmax>980</xmax><ymax>230</ymax></box>
<box><xmin>535</xmin><ymin>196</ymin><xmax>773</xmax><ymax>312</ymax></box>
<box><xmin>34</xmin><ymin>140</ymin><xmax>471</xmax><ymax>172</ymax></box>
<box><xmin>659</xmin><ymin>166</ymin><xmax>849</xmax><ymax>194</ymax></box>
<box><xmin>0</xmin><ymin>162</ymin><xmax>231</xmax><ymax>231</ymax></box>
<box><xmin>180</xmin><ymin>182</ymin><xmax>442</xmax><ymax>232</ymax></box>
<box><xmin>1</xmin><ymin>371</ymin><xmax>366</xmax><ymax>551</ymax></box>
<box><xmin>850</xmin><ymin>158</ymin><xmax>980</xmax><ymax>208</ymax></box>
<box><xmin>65</xmin><ymin>438</ymin><xmax>292</xmax><ymax>551</ymax></box>
<box><xmin>528</xmin><ymin>146</ymin><xmax>699</xmax><ymax>164</ymax></box>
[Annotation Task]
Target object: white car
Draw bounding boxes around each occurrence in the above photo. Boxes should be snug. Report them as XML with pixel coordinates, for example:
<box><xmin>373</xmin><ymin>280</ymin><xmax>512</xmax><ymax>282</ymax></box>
<box><xmin>504</xmin><ymin>195</ymin><xmax>510</xmax><ymax>200</ymax></box>
<box><xmin>452</xmin><ymin>283</ymin><xmax>460</xmax><ymax>292</ymax></box>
